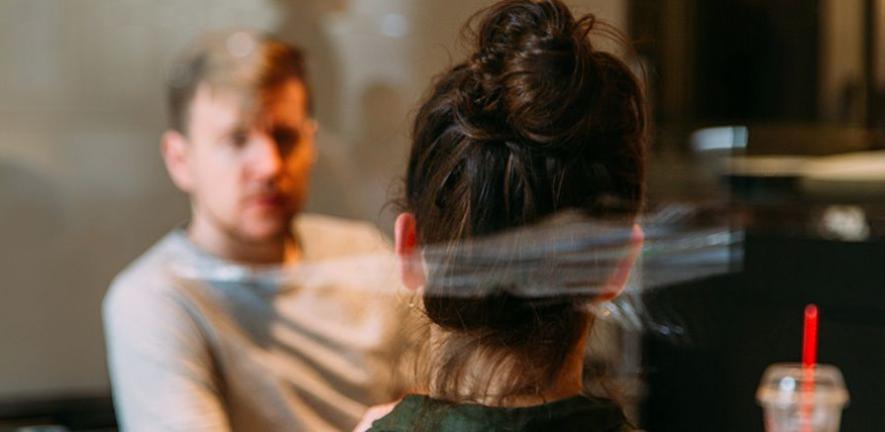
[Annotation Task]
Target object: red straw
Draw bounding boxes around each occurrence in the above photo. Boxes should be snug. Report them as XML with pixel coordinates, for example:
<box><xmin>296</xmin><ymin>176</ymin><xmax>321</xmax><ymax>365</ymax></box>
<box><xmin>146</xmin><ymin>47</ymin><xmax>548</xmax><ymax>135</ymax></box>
<box><xmin>803</xmin><ymin>304</ymin><xmax>818</xmax><ymax>368</ymax></box>
<box><xmin>801</xmin><ymin>304</ymin><xmax>818</xmax><ymax>432</ymax></box>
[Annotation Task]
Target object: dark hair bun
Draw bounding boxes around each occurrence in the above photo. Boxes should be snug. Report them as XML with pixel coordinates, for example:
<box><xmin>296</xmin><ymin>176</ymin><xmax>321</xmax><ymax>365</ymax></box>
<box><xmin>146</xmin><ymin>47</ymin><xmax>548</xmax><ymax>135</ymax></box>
<box><xmin>404</xmin><ymin>0</ymin><xmax>648</xmax><ymax>399</ymax></box>
<box><xmin>459</xmin><ymin>0</ymin><xmax>599</xmax><ymax>153</ymax></box>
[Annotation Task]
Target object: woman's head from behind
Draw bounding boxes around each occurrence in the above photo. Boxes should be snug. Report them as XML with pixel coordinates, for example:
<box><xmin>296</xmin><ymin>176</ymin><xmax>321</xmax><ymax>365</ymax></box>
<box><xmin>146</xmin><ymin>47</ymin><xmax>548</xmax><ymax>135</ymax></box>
<box><xmin>396</xmin><ymin>0</ymin><xmax>647</xmax><ymax>402</ymax></box>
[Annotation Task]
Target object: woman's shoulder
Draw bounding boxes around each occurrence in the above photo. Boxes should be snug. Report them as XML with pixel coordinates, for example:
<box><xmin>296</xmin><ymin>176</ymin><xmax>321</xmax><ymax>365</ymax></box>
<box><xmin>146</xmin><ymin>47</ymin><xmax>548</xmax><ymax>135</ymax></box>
<box><xmin>367</xmin><ymin>394</ymin><xmax>631</xmax><ymax>432</ymax></box>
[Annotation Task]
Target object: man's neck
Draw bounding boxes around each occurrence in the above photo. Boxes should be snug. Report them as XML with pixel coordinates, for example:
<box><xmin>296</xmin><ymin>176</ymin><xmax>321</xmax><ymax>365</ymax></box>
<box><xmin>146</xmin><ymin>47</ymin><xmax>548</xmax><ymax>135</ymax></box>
<box><xmin>187</xmin><ymin>219</ymin><xmax>297</xmax><ymax>265</ymax></box>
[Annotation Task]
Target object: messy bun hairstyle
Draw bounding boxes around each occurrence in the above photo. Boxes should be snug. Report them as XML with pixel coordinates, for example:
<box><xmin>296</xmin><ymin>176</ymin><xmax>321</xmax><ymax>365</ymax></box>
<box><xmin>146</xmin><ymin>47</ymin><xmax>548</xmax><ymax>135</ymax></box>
<box><xmin>404</xmin><ymin>0</ymin><xmax>647</xmax><ymax>401</ymax></box>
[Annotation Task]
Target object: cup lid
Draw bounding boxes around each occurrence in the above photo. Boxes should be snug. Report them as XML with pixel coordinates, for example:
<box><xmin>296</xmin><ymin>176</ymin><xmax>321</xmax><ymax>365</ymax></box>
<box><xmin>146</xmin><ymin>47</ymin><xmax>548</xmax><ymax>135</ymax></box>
<box><xmin>756</xmin><ymin>363</ymin><xmax>849</xmax><ymax>407</ymax></box>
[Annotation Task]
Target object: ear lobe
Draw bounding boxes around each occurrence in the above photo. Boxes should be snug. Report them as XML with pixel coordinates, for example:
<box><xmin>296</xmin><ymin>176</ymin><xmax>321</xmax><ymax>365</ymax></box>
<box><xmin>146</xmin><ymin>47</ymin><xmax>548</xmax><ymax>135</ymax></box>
<box><xmin>395</xmin><ymin>212</ymin><xmax>426</xmax><ymax>291</ymax></box>
<box><xmin>598</xmin><ymin>224</ymin><xmax>644</xmax><ymax>302</ymax></box>
<box><xmin>161</xmin><ymin>130</ymin><xmax>193</xmax><ymax>192</ymax></box>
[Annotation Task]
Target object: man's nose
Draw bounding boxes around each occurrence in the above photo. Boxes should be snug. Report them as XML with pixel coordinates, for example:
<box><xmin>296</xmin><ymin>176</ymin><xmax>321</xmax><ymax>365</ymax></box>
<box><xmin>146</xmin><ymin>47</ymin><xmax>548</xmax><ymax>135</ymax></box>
<box><xmin>249</xmin><ymin>133</ymin><xmax>283</xmax><ymax>179</ymax></box>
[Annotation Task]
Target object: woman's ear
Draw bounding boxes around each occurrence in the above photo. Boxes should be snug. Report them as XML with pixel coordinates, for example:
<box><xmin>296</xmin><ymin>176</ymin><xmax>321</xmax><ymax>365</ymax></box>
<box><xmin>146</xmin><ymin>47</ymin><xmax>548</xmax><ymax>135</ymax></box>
<box><xmin>395</xmin><ymin>212</ymin><xmax>426</xmax><ymax>291</ymax></box>
<box><xmin>161</xmin><ymin>130</ymin><xmax>193</xmax><ymax>192</ymax></box>
<box><xmin>598</xmin><ymin>224</ymin><xmax>644</xmax><ymax>301</ymax></box>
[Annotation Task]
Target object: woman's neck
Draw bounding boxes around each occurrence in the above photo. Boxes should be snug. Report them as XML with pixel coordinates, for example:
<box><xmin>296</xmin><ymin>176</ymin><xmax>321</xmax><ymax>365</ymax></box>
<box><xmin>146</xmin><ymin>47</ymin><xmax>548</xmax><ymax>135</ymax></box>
<box><xmin>427</xmin><ymin>324</ymin><xmax>589</xmax><ymax>408</ymax></box>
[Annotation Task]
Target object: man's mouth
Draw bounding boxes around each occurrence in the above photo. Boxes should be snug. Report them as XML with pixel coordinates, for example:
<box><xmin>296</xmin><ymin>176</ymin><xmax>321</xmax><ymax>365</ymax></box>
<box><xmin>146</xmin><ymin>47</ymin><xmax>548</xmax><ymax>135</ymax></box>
<box><xmin>249</xmin><ymin>193</ymin><xmax>288</xmax><ymax>210</ymax></box>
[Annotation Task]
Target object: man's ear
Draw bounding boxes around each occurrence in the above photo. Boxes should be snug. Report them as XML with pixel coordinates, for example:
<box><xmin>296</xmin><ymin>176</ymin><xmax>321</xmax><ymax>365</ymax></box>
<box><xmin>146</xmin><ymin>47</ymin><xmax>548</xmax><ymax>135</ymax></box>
<box><xmin>161</xmin><ymin>130</ymin><xmax>193</xmax><ymax>192</ymax></box>
<box><xmin>395</xmin><ymin>212</ymin><xmax>426</xmax><ymax>291</ymax></box>
<box><xmin>305</xmin><ymin>119</ymin><xmax>319</xmax><ymax>166</ymax></box>
<box><xmin>598</xmin><ymin>224</ymin><xmax>644</xmax><ymax>301</ymax></box>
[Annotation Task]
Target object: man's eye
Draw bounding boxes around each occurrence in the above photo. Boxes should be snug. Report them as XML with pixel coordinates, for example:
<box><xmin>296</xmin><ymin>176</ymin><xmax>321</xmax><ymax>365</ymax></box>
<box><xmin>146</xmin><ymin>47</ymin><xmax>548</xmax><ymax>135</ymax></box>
<box><xmin>273</xmin><ymin>128</ymin><xmax>300</xmax><ymax>151</ymax></box>
<box><xmin>229</xmin><ymin>131</ymin><xmax>249</xmax><ymax>147</ymax></box>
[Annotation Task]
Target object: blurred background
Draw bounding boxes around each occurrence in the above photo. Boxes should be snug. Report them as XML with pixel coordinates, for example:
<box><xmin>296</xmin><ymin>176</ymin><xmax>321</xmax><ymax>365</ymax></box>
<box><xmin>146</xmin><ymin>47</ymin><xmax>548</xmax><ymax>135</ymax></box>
<box><xmin>0</xmin><ymin>0</ymin><xmax>883</xmax><ymax>430</ymax></box>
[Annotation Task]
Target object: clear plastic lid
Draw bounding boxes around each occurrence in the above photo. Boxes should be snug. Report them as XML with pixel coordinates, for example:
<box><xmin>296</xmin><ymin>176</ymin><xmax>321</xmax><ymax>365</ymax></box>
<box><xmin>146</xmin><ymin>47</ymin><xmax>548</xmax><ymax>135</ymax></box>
<box><xmin>756</xmin><ymin>363</ymin><xmax>849</xmax><ymax>408</ymax></box>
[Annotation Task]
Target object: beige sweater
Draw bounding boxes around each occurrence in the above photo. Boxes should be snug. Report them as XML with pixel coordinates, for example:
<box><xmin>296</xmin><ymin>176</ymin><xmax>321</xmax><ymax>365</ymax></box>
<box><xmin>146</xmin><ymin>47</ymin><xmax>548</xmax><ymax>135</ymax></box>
<box><xmin>104</xmin><ymin>215</ymin><xmax>410</xmax><ymax>432</ymax></box>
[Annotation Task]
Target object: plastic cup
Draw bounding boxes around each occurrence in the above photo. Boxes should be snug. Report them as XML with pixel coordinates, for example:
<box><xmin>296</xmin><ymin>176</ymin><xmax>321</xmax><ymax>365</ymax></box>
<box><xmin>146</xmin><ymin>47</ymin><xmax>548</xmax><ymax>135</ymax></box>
<box><xmin>756</xmin><ymin>363</ymin><xmax>849</xmax><ymax>432</ymax></box>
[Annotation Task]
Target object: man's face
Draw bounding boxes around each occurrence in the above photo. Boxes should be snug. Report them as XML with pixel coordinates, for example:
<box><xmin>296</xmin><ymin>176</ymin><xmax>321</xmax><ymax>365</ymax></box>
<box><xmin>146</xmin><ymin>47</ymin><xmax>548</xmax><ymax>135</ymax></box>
<box><xmin>179</xmin><ymin>79</ymin><xmax>314</xmax><ymax>244</ymax></box>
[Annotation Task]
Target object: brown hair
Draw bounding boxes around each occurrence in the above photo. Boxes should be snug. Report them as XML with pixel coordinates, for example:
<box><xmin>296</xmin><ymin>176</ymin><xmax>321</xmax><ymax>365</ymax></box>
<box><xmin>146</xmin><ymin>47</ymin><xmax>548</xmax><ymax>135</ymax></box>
<box><xmin>166</xmin><ymin>30</ymin><xmax>309</xmax><ymax>134</ymax></box>
<box><xmin>402</xmin><ymin>0</ymin><xmax>648</xmax><ymax>403</ymax></box>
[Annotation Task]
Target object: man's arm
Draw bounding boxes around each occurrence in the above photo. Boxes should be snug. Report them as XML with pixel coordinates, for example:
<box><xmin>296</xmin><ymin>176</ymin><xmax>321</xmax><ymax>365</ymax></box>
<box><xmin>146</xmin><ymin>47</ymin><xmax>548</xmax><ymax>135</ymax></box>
<box><xmin>103</xmin><ymin>280</ymin><xmax>230</xmax><ymax>432</ymax></box>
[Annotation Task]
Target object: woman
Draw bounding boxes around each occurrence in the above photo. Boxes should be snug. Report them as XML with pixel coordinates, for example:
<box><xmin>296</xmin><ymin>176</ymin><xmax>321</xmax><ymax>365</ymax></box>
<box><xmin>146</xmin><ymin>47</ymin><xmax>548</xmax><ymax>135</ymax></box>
<box><xmin>367</xmin><ymin>0</ymin><xmax>647</xmax><ymax>430</ymax></box>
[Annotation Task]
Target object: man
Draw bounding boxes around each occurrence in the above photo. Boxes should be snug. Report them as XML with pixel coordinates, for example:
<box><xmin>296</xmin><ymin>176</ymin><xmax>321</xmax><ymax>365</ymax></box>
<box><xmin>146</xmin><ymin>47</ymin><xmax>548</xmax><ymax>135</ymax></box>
<box><xmin>103</xmin><ymin>30</ymin><xmax>408</xmax><ymax>431</ymax></box>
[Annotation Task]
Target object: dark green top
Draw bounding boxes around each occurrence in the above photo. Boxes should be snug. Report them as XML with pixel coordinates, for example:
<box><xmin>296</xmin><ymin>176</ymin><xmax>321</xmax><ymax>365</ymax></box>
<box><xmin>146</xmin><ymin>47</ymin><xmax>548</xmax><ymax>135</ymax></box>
<box><xmin>367</xmin><ymin>394</ymin><xmax>631</xmax><ymax>432</ymax></box>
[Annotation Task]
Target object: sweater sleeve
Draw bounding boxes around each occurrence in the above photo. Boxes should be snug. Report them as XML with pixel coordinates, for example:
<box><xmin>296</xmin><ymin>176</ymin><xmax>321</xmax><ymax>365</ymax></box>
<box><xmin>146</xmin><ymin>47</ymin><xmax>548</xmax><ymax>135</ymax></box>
<box><xmin>103</xmin><ymin>275</ymin><xmax>231</xmax><ymax>432</ymax></box>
